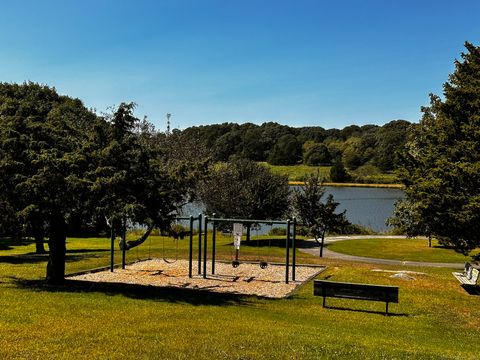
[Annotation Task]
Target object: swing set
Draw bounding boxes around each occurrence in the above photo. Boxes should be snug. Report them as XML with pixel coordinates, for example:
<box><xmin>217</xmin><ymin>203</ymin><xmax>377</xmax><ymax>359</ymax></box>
<box><xmin>203</xmin><ymin>216</ymin><xmax>297</xmax><ymax>284</ymax></box>
<box><xmin>109</xmin><ymin>214</ymin><xmax>297</xmax><ymax>284</ymax></box>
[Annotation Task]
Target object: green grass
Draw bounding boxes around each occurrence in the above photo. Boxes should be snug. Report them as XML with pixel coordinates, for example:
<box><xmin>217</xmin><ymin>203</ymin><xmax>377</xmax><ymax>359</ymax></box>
<box><xmin>328</xmin><ymin>238</ymin><xmax>480</xmax><ymax>263</ymax></box>
<box><xmin>259</xmin><ymin>162</ymin><xmax>331</xmax><ymax>181</ymax></box>
<box><xmin>1</xmin><ymin>235</ymin><xmax>480</xmax><ymax>359</ymax></box>
<box><xmin>259</xmin><ymin>162</ymin><xmax>400</xmax><ymax>185</ymax></box>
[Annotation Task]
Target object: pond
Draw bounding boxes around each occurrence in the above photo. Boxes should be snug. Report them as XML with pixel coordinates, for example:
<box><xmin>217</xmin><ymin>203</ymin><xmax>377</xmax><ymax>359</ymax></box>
<box><xmin>324</xmin><ymin>186</ymin><xmax>404</xmax><ymax>232</ymax></box>
<box><xmin>180</xmin><ymin>186</ymin><xmax>404</xmax><ymax>233</ymax></box>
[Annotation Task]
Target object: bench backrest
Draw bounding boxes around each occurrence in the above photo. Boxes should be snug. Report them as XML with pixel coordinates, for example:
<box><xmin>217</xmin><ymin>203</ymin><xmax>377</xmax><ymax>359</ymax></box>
<box><xmin>314</xmin><ymin>280</ymin><xmax>399</xmax><ymax>303</ymax></box>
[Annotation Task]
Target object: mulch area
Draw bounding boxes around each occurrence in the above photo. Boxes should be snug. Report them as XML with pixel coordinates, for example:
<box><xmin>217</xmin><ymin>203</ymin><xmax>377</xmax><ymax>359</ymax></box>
<box><xmin>67</xmin><ymin>259</ymin><xmax>325</xmax><ymax>298</ymax></box>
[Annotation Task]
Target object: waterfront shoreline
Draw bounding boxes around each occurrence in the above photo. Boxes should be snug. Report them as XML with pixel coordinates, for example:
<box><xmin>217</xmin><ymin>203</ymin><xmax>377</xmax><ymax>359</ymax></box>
<box><xmin>288</xmin><ymin>181</ymin><xmax>404</xmax><ymax>189</ymax></box>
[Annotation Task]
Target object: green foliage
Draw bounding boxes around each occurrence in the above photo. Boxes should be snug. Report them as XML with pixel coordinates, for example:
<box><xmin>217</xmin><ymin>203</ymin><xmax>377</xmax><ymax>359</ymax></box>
<box><xmin>292</xmin><ymin>172</ymin><xmax>350</xmax><ymax>256</ymax></box>
<box><xmin>267</xmin><ymin>133</ymin><xmax>302</xmax><ymax>165</ymax></box>
<box><xmin>373</xmin><ymin>120</ymin><xmax>410</xmax><ymax>171</ymax></box>
<box><xmin>180</xmin><ymin>121</ymin><xmax>411</xmax><ymax>174</ymax></box>
<box><xmin>330</xmin><ymin>223</ymin><xmax>375</xmax><ymax>235</ymax></box>
<box><xmin>329</xmin><ymin>158</ymin><xmax>349</xmax><ymax>183</ymax></box>
<box><xmin>394</xmin><ymin>42</ymin><xmax>480</xmax><ymax>254</ymax></box>
<box><xmin>0</xmin><ymin>85</ymin><xmax>205</xmax><ymax>282</ymax></box>
<box><xmin>268</xmin><ymin>227</ymin><xmax>287</xmax><ymax>236</ymax></box>
<box><xmin>199</xmin><ymin>159</ymin><xmax>290</xmax><ymax>220</ymax></box>
<box><xmin>342</xmin><ymin>136</ymin><xmax>364</xmax><ymax>170</ymax></box>
<box><xmin>303</xmin><ymin>143</ymin><xmax>331</xmax><ymax>166</ymax></box>
<box><xmin>0</xmin><ymin>82</ymin><xmax>98</xmax><ymax>282</ymax></box>
<box><xmin>91</xmin><ymin>103</ymin><xmax>203</xmax><ymax>250</ymax></box>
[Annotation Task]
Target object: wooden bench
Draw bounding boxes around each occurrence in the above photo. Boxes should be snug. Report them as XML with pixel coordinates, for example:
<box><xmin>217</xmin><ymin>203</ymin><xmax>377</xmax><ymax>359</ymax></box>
<box><xmin>452</xmin><ymin>263</ymin><xmax>479</xmax><ymax>286</ymax></box>
<box><xmin>314</xmin><ymin>280</ymin><xmax>399</xmax><ymax>315</ymax></box>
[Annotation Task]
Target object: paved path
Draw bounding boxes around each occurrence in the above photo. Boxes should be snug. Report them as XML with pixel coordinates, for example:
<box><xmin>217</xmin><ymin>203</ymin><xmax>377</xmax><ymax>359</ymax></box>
<box><xmin>299</xmin><ymin>235</ymin><xmax>464</xmax><ymax>269</ymax></box>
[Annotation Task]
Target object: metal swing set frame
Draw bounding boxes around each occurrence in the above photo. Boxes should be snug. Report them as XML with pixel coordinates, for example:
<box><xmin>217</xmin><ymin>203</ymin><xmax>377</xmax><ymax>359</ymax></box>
<box><xmin>109</xmin><ymin>214</ymin><xmax>297</xmax><ymax>284</ymax></box>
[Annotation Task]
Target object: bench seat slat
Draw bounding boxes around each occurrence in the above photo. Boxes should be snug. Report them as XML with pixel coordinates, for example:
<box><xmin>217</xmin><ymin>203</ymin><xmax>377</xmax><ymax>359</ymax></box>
<box><xmin>453</xmin><ymin>269</ymin><xmax>479</xmax><ymax>286</ymax></box>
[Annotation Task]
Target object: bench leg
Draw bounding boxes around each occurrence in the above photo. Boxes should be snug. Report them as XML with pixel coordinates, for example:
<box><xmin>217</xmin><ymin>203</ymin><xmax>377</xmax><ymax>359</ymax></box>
<box><xmin>385</xmin><ymin>302</ymin><xmax>389</xmax><ymax>316</ymax></box>
<box><xmin>323</xmin><ymin>296</ymin><xmax>326</xmax><ymax>308</ymax></box>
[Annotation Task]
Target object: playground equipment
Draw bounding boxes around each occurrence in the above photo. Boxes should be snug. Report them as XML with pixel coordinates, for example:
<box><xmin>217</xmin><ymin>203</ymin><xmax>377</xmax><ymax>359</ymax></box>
<box><xmin>162</xmin><ymin>221</ymin><xmax>192</xmax><ymax>263</ymax></box>
<box><xmin>110</xmin><ymin>214</ymin><xmax>202</xmax><ymax>278</ymax></box>
<box><xmin>231</xmin><ymin>223</ymin><xmax>242</xmax><ymax>268</ymax></box>
<box><xmin>203</xmin><ymin>216</ymin><xmax>297</xmax><ymax>284</ymax></box>
<box><xmin>109</xmin><ymin>214</ymin><xmax>297</xmax><ymax>284</ymax></box>
<box><xmin>252</xmin><ymin>223</ymin><xmax>272</xmax><ymax>269</ymax></box>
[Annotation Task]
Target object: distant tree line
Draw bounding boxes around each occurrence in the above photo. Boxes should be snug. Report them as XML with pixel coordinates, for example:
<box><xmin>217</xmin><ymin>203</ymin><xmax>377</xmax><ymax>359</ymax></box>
<box><xmin>178</xmin><ymin>119</ymin><xmax>411</xmax><ymax>181</ymax></box>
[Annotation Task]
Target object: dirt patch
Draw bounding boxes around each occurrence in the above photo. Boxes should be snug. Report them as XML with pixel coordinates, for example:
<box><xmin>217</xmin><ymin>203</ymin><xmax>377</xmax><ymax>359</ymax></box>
<box><xmin>67</xmin><ymin>259</ymin><xmax>325</xmax><ymax>298</ymax></box>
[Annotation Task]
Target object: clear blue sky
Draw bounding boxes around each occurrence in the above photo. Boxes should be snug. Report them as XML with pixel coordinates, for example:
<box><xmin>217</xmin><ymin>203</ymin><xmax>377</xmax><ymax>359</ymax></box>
<box><xmin>1</xmin><ymin>0</ymin><xmax>479</xmax><ymax>130</ymax></box>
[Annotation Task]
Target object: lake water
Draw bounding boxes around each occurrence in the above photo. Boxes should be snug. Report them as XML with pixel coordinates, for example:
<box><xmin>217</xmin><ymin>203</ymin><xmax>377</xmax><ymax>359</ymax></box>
<box><xmin>180</xmin><ymin>186</ymin><xmax>404</xmax><ymax>233</ymax></box>
<box><xmin>323</xmin><ymin>186</ymin><xmax>404</xmax><ymax>232</ymax></box>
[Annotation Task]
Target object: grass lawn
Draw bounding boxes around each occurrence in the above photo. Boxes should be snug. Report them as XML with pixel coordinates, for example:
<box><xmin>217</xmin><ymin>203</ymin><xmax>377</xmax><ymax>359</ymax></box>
<box><xmin>1</xmin><ymin>235</ymin><xmax>480</xmax><ymax>359</ymax></box>
<box><xmin>327</xmin><ymin>238</ymin><xmax>480</xmax><ymax>263</ymax></box>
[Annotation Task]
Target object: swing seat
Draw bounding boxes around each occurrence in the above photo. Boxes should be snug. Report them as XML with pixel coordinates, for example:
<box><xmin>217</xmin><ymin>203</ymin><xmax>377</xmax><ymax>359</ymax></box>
<box><xmin>260</xmin><ymin>261</ymin><xmax>268</xmax><ymax>269</ymax></box>
<box><xmin>232</xmin><ymin>260</ymin><xmax>240</xmax><ymax>268</ymax></box>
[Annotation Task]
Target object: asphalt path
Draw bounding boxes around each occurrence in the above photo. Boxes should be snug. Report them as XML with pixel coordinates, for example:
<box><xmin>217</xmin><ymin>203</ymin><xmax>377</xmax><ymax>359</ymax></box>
<box><xmin>299</xmin><ymin>235</ymin><xmax>464</xmax><ymax>269</ymax></box>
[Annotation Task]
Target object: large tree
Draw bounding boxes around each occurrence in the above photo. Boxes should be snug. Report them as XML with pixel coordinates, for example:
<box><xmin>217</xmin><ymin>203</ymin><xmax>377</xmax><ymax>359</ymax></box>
<box><xmin>0</xmin><ymin>82</ymin><xmax>98</xmax><ymax>283</ymax></box>
<box><xmin>199</xmin><ymin>159</ymin><xmax>289</xmax><ymax>219</ymax></box>
<box><xmin>91</xmin><ymin>103</ymin><xmax>205</xmax><ymax>251</ymax></box>
<box><xmin>393</xmin><ymin>42</ymin><xmax>480</xmax><ymax>255</ymax></box>
<box><xmin>198</xmin><ymin>159</ymin><xmax>290</xmax><ymax>239</ymax></box>
<box><xmin>292</xmin><ymin>172</ymin><xmax>349</xmax><ymax>257</ymax></box>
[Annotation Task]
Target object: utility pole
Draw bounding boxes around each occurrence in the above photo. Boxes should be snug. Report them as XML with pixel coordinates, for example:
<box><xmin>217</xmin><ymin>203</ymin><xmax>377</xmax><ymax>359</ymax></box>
<box><xmin>166</xmin><ymin>113</ymin><xmax>171</xmax><ymax>134</ymax></box>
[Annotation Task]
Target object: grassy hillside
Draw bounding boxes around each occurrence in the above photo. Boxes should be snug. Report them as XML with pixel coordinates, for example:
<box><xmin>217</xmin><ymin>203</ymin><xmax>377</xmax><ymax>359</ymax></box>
<box><xmin>1</xmin><ymin>235</ymin><xmax>479</xmax><ymax>359</ymax></box>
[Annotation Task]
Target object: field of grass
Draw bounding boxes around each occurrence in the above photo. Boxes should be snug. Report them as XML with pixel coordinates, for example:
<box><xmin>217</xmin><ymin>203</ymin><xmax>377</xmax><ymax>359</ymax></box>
<box><xmin>328</xmin><ymin>238</ymin><xmax>480</xmax><ymax>263</ymax></box>
<box><xmin>1</xmin><ymin>235</ymin><xmax>480</xmax><ymax>359</ymax></box>
<box><xmin>259</xmin><ymin>162</ymin><xmax>400</xmax><ymax>185</ymax></box>
<box><xmin>259</xmin><ymin>162</ymin><xmax>331</xmax><ymax>181</ymax></box>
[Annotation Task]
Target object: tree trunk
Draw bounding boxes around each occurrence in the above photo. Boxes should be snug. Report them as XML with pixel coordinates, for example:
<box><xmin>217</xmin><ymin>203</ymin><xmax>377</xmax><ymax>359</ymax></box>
<box><xmin>428</xmin><ymin>235</ymin><xmax>432</xmax><ymax>248</ymax></box>
<box><xmin>34</xmin><ymin>227</ymin><xmax>46</xmax><ymax>254</ymax></box>
<box><xmin>246</xmin><ymin>224</ymin><xmax>251</xmax><ymax>243</ymax></box>
<box><xmin>319</xmin><ymin>230</ymin><xmax>326</xmax><ymax>257</ymax></box>
<box><xmin>46</xmin><ymin>209</ymin><xmax>66</xmax><ymax>284</ymax></box>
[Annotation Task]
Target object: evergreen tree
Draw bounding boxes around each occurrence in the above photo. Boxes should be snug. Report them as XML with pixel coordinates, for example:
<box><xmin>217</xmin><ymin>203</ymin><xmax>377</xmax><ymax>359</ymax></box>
<box><xmin>0</xmin><ymin>82</ymin><xmax>98</xmax><ymax>283</ymax></box>
<box><xmin>394</xmin><ymin>42</ymin><xmax>480</xmax><ymax>254</ymax></box>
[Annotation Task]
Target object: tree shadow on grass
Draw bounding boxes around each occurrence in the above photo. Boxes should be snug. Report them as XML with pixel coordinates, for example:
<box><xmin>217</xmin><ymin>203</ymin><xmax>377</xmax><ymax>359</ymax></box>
<box><xmin>65</xmin><ymin>249</ymin><xmax>110</xmax><ymax>254</ymax></box>
<box><xmin>0</xmin><ymin>253</ymin><xmax>96</xmax><ymax>264</ymax></box>
<box><xmin>11</xmin><ymin>277</ymin><xmax>252</xmax><ymax>306</ymax></box>
<box><xmin>0</xmin><ymin>254</ymin><xmax>49</xmax><ymax>264</ymax></box>
<box><xmin>323</xmin><ymin>304</ymin><xmax>409</xmax><ymax>317</ymax></box>
<box><xmin>0</xmin><ymin>237</ymin><xmax>33</xmax><ymax>251</ymax></box>
<box><xmin>294</xmin><ymin>239</ymin><xmax>319</xmax><ymax>249</ymax></box>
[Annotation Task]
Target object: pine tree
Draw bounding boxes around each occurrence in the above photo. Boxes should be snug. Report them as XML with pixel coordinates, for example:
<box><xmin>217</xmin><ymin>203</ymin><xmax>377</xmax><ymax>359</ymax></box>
<box><xmin>394</xmin><ymin>42</ymin><xmax>480</xmax><ymax>254</ymax></box>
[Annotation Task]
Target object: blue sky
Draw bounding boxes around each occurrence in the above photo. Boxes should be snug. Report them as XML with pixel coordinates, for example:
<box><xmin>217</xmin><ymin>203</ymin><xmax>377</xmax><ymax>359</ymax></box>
<box><xmin>0</xmin><ymin>0</ymin><xmax>479</xmax><ymax>130</ymax></box>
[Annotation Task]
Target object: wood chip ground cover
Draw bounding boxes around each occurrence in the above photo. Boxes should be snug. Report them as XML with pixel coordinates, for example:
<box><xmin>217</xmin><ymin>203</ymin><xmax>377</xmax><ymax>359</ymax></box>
<box><xmin>67</xmin><ymin>259</ymin><xmax>325</xmax><ymax>298</ymax></box>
